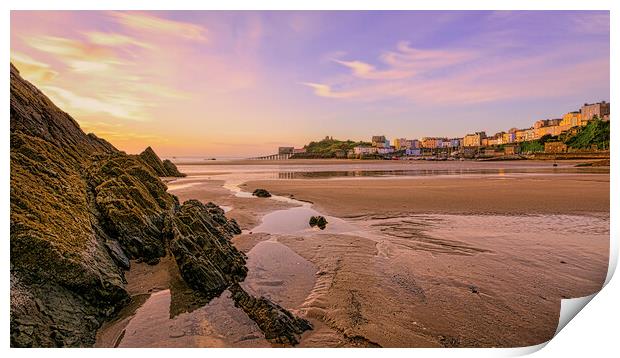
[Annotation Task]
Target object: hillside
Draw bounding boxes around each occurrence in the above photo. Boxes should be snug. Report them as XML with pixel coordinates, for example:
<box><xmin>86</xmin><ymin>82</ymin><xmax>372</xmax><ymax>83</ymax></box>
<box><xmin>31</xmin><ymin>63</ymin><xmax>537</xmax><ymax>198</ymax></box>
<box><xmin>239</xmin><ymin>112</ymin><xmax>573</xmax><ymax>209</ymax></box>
<box><xmin>518</xmin><ymin>119</ymin><xmax>610</xmax><ymax>153</ymax></box>
<box><xmin>564</xmin><ymin>119</ymin><xmax>610</xmax><ymax>150</ymax></box>
<box><xmin>294</xmin><ymin>137</ymin><xmax>371</xmax><ymax>158</ymax></box>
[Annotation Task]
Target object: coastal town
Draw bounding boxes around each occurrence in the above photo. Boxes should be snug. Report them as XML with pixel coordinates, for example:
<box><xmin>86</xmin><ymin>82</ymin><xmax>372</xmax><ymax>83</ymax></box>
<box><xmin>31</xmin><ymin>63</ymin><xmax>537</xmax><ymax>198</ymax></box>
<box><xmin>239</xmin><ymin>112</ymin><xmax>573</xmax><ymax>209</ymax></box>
<box><xmin>272</xmin><ymin>101</ymin><xmax>610</xmax><ymax>160</ymax></box>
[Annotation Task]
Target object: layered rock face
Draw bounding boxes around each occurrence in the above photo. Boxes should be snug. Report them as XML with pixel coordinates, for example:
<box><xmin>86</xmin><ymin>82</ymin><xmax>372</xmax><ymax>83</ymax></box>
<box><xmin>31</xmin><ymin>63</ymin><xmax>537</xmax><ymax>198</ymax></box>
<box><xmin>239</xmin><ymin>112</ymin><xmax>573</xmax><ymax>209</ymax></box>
<box><xmin>139</xmin><ymin>146</ymin><xmax>186</xmax><ymax>177</ymax></box>
<box><xmin>168</xmin><ymin>200</ymin><xmax>247</xmax><ymax>295</ymax></box>
<box><xmin>9</xmin><ymin>64</ymin><xmax>242</xmax><ymax>347</ymax></box>
<box><xmin>87</xmin><ymin>154</ymin><xmax>179</xmax><ymax>264</ymax></box>
<box><xmin>11</xmin><ymin>63</ymin><xmax>128</xmax><ymax>347</ymax></box>
<box><xmin>229</xmin><ymin>284</ymin><xmax>312</xmax><ymax>345</ymax></box>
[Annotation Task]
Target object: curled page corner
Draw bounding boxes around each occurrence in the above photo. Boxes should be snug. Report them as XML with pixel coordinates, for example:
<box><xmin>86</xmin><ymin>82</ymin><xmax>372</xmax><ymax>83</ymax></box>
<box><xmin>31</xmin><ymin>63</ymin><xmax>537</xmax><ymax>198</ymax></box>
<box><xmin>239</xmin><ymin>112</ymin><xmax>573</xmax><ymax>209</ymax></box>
<box><xmin>550</xmin><ymin>236</ymin><xmax>617</xmax><ymax>340</ymax></box>
<box><xmin>554</xmin><ymin>294</ymin><xmax>597</xmax><ymax>336</ymax></box>
<box><xmin>514</xmin><ymin>294</ymin><xmax>600</xmax><ymax>356</ymax></box>
<box><xmin>504</xmin><ymin>342</ymin><xmax>549</xmax><ymax>356</ymax></box>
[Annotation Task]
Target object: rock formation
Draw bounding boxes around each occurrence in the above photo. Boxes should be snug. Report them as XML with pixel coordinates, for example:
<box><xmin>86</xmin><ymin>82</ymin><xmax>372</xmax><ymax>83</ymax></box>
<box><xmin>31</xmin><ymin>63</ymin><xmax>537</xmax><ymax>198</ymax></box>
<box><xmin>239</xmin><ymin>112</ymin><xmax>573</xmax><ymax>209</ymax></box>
<box><xmin>138</xmin><ymin>146</ymin><xmax>186</xmax><ymax>177</ymax></box>
<box><xmin>10</xmin><ymin>63</ymin><xmax>311</xmax><ymax>347</ymax></box>
<box><xmin>87</xmin><ymin>153</ymin><xmax>179</xmax><ymax>264</ymax></box>
<box><xmin>168</xmin><ymin>200</ymin><xmax>247</xmax><ymax>295</ymax></box>
<box><xmin>11</xmin><ymin>63</ymin><xmax>128</xmax><ymax>347</ymax></box>
<box><xmin>229</xmin><ymin>284</ymin><xmax>312</xmax><ymax>345</ymax></box>
<box><xmin>9</xmin><ymin>64</ymin><xmax>233</xmax><ymax>346</ymax></box>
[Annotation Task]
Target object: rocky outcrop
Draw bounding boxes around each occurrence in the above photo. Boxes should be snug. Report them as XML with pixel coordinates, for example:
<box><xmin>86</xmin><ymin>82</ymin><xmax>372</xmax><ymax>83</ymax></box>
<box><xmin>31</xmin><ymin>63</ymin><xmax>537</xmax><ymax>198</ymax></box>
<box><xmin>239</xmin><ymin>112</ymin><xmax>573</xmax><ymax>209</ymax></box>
<box><xmin>87</xmin><ymin>153</ymin><xmax>178</xmax><ymax>263</ymax></box>
<box><xmin>204</xmin><ymin>202</ymin><xmax>242</xmax><ymax>235</ymax></box>
<box><xmin>252</xmin><ymin>188</ymin><xmax>272</xmax><ymax>198</ymax></box>
<box><xmin>229</xmin><ymin>284</ymin><xmax>312</xmax><ymax>345</ymax></box>
<box><xmin>163</xmin><ymin>159</ymin><xmax>185</xmax><ymax>177</ymax></box>
<box><xmin>11</xmin><ymin>64</ymin><xmax>130</xmax><ymax>347</ymax></box>
<box><xmin>10</xmin><ymin>63</ymin><xmax>311</xmax><ymax>347</ymax></box>
<box><xmin>168</xmin><ymin>200</ymin><xmax>247</xmax><ymax>295</ymax></box>
<box><xmin>138</xmin><ymin>146</ymin><xmax>185</xmax><ymax>177</ymax></box>
<box><xmin>9</xmin><ymin>64</ymin><xmax>243</xmax><ymax>347</ymax></box>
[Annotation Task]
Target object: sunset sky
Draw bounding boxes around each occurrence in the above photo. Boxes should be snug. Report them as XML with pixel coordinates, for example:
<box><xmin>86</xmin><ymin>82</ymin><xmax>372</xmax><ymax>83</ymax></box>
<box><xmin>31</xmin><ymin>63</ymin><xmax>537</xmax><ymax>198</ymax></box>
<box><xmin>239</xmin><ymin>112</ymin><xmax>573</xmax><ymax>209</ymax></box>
<box><xmin>11</xmin><ymin>11</ymin><xmax>609</xmax><ymax>157</ymax></box>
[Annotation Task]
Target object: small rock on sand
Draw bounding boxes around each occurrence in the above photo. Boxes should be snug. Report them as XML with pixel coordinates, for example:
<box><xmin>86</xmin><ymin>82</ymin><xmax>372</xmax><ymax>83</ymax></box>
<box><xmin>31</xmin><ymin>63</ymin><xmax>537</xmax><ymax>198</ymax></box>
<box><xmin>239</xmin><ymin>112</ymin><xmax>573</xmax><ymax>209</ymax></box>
<box><xmin>309</xmin><ymin>216</ymin><xmax>328</xmax><ymax>230</ymax></box>
<box><xmin>252</xmin><ymin>189</ymin><xmax>272</xmax><ymax>198</ymax></box>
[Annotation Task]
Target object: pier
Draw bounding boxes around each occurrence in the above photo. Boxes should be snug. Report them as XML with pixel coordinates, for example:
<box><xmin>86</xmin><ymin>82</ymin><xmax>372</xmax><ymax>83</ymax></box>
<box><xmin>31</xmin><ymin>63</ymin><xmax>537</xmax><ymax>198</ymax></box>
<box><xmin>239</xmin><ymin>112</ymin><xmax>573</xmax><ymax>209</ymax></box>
<box><xmin>247</xmin><ymin>153</ymin><xmax>294</xmax><ymax>161</ymax></box>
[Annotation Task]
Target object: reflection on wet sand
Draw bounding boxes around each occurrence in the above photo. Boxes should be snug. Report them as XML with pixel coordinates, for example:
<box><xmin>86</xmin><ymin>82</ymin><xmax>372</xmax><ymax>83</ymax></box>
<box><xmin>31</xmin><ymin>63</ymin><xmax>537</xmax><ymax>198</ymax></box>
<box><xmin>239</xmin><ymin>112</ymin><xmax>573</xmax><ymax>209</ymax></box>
<box><xmin>97</xmin><ymin>236</ymin><xmax>319</xmax><ymax>347</ymax></box>
<box><xmin>272</xmin><ymin>166</ymin><xmax>608</xmax><ymax>179</ymax></box>
<box><xmin>242</xmin><ymin>239</ymin><xmax>317</xmax><ymax>308</ymax></box>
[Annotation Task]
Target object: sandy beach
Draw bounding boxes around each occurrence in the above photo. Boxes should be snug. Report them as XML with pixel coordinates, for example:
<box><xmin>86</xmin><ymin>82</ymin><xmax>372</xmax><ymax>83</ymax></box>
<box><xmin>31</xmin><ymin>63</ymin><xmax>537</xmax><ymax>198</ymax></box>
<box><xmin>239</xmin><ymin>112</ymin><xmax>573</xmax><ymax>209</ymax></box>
<box><xmin>245</xmin><ymin>174</ymin><xmax>609</xmax><ymax>217</ymax></box>
<box><xmin>97</xmin><ymin>160</ymin><xmax>610</xmax><ymax>348</ymax></box>
<box><xmin>242</xmin><ymin>172</ymin><xmax>609</xmax><ymax>347</ymax></box>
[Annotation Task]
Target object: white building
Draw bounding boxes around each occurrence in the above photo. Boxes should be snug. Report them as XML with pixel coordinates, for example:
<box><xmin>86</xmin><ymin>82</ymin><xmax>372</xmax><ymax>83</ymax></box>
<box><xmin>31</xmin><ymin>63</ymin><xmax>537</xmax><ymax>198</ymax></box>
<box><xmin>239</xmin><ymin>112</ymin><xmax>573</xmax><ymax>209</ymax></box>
<box><xmin>353</xmin><ymin>146</ymin><xmax>377</xmax><ymax>155</ymax></box>
<box><xmin>377</xmin><ymin>147</ymin><xmax>395</xmax><ymax>154</ymax></box>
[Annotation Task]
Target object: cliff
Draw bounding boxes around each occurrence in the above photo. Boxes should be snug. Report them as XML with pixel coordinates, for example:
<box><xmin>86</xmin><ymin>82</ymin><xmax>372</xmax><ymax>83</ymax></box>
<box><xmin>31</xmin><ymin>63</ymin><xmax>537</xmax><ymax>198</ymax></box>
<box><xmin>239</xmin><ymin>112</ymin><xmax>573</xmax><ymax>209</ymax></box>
<box><xmin>10</xmin><ymin>63</ymin><xmax>311</xmax><ymax>347</ymax></box>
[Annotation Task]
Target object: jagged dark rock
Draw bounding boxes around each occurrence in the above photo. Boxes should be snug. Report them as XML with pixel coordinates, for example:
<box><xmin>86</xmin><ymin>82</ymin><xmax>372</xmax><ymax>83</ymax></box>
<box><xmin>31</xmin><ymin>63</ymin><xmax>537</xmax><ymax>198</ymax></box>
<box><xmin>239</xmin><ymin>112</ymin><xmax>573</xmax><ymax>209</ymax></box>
<box><xmin>86</xmin><ymin>153</ymin><xmax>178</xmax><ymax>262</ymax></box>
<box><xmin>9</xmin><ymin>64</ymin><xmax>245</xmax><ymax>347</ymax></box>
<box><xmin>168</xmin><ymin>200</ymin><xmax>248</xmax><ymax>295</ymax></box>
<box><xmin>11</xmin><ymin>63</ymin><xmax>129</xmax><ymax>347</ymax></box>
<box><xmin>229</xmin><ymin>284</ymin><xmax>312</xmax><ymax>345</ymax></box>
<box><xmin>163</xmin><ymin>159</ymin><xmax>185</xmax><ymax>177</ymax></box>
<box><xmin>204</xmin><ymin>202</ymin><xmax>242</xmax><ymax>235</ymax></box>
<box><xmin>104</xmin><ymin>239</ymin><xmax>130</xmax><ymax>270</ymax></box>
<box><xmin>309</xmin><ymin>216</ymin><xmax>328</xmax><ymax>230</ymax></box>
<box><xmin>138</xmin><ymin>146</ymin><xmax>185</xmax><ymax>177</ymax></box>
<box><xmin>252</xmin><ymin>188</ymin><xmax>272</xmax><ymax>198</ymax></box>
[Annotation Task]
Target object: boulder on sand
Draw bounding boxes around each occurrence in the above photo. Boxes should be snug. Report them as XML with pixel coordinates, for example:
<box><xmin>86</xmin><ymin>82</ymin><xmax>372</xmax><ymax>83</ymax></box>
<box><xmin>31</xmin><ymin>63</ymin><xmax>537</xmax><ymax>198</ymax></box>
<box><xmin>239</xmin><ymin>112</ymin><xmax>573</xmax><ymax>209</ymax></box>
<box><xmin>252</xmin><ymin>188</ymin><xmax>272</xmax><ymax>198</ymax></box>
<box><xmin>309</xmin><ymin>216</ymin><xmax>328</xmax><ymax>230</ymax></box>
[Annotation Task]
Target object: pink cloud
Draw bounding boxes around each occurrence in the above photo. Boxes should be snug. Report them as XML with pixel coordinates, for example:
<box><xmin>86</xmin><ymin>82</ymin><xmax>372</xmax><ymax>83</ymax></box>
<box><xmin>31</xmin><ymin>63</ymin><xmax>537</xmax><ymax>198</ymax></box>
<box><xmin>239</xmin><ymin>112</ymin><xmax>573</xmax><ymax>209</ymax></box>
<box><xmin>307</xmin><ymin>40</ymin><xmax>609</xmax><ymax>105</ymax></box>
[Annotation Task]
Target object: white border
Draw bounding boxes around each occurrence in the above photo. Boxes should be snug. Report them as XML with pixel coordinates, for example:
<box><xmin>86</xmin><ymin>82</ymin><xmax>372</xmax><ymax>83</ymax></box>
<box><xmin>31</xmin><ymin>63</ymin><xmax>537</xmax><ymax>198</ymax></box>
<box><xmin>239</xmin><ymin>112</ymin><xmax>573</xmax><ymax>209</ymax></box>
<box><xmin>2</xmin><ymin>1</ymin><xmax>617</xmax><ymax>357</ymax></box>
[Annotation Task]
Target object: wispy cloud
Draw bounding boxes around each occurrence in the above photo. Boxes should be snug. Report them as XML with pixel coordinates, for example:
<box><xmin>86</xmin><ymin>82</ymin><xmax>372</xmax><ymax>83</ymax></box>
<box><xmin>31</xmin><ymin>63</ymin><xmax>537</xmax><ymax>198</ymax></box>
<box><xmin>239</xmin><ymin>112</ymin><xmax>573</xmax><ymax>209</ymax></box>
<box><xmin>40</xmin><ymin>85</ymin><xmax>146</xmax><ymax>121</ymax></box>
<box><xmin>333</xmin><ymin>59</ymin><xmax>414</xmax><ymax>80</ymax></box>
<box><xmin>306</xmin><ymin>38</ymin><xmax>608</xmax><ymax>105</ymax></box>
<box><xmin>301</xmin><ymin>82</ymin><xmax>357</xmax><ymax>99</ymax></box>
<box><xmin>24</xmin><ymin>35</ymin><xmax>114</xmax><ymax>61</ymax></box>
<box><xmin>10</xmin><ymin>51</ymin><xmax>57</xmax><ymax>82</ymax></box>
<box><xmin>84</xmin><ymin>31</ymin><xmax>153</xmax><ymax>49</ymax></box>
<box><xmin>382</xmin><ymin>41</ymin><xmax>475</xmax><ymax>72</ymax></box>
<box><xmin>330</xmin><ymin>41</ymin><xmax>474</xmax><ymax>81</ymax></box>
<box><xmin>22</xmin><ymin>35</ymin><xmax>124</xmax><ymax>73</ymax></box>
<box><xmin>108</xmin><ymin>11</ymin><xmax>208</xmax><ymax>42</ymax></box>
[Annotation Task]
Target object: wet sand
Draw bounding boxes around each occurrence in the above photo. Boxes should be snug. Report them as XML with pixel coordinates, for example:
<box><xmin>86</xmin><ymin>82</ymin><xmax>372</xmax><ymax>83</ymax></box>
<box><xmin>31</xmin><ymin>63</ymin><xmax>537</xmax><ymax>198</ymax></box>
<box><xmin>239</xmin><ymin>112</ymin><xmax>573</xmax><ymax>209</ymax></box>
<box><xmin>245</xmin><ymin>174</ymin><xmax>609</xmax><ymax>217</ymax></box>
<box><xmin>167</xmin><ymin>178</ymin><xmax>296</xmax><ymax>230</ymax></box>
<box><xmin>241</xmin><ymin>172</ymin><xmax>609</xmax><ymax>346</ymax></box>
<box><xmin>98</xmin><ymin>161</ymin><xmax>609</xmax><ymax>348</ymax></box>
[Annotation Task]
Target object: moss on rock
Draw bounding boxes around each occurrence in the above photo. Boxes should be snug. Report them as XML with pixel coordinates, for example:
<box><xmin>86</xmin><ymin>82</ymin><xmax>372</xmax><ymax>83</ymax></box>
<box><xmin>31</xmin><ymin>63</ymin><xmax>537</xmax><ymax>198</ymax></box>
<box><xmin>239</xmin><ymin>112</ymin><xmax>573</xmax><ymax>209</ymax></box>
<box><xmin>138</xmin><ymin>146</ymin><xmax>185</xmax><ymax>177</ymax></box>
